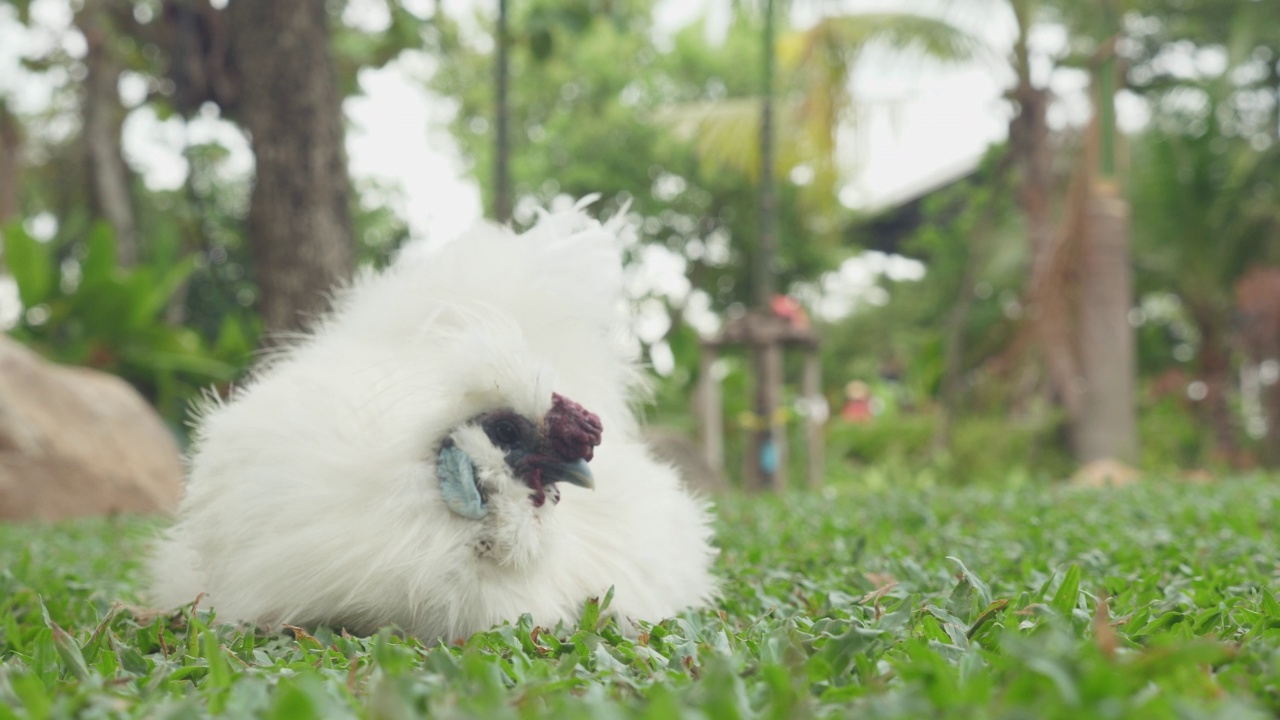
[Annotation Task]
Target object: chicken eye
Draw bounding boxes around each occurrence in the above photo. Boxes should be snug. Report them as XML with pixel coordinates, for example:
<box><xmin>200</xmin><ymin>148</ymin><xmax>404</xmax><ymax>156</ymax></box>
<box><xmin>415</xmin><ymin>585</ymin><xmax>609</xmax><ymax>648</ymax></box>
<box><xmin>487</xmin><ymin>418</ymin><xmax>521</xmax><ymax>447</ymax></box>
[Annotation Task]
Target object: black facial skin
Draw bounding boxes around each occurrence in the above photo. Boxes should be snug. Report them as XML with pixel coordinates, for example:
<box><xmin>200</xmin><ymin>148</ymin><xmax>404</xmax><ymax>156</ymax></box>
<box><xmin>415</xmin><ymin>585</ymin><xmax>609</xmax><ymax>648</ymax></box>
<box><xmin>466</xmin><ymin>409</ymin><xmax>594</xmax><ymax>508</ymax></box>
<box><xmin>480</xmin><ymin>412</ymin><xmax>538</xmax><ymax>453</ymax></box>
<box><xmin>474</xmin><ymin>411</ymin><xmax>555</xmax><ymax>506</ymax></box>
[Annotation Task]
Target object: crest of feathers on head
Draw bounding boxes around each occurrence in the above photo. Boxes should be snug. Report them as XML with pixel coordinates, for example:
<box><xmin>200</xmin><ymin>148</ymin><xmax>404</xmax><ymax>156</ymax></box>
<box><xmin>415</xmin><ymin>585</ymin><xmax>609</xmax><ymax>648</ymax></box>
<box><xmin>203</xmin><ymin>197</ymin><xmax>650</xmax><ymax>442</ymax></box>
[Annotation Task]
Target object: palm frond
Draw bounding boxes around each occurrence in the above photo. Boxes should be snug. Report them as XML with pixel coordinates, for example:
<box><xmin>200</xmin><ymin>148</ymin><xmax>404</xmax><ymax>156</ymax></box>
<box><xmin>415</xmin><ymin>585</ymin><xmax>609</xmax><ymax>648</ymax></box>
<box><xmin>656</xmin><ymin>98</ymin><xmax>766</xmax><ymax>181</ymax></box>
<box><xmin>796</xmin><ymin>13</ymin><xmax>980</xmax><ymax>67</ymax></box>
<box><xmin>655</xmin><ymin>10</ymin><xmax>980</xmax><ymax>234</ymax></box>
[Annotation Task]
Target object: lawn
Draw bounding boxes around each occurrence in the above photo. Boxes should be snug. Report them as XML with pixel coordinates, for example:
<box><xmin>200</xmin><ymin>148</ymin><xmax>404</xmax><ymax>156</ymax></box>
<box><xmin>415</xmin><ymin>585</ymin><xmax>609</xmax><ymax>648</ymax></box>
<box><xmin>1</xmin><ymin>476</ymin><xmax>1278</xmax><ymax>718</ymax></box>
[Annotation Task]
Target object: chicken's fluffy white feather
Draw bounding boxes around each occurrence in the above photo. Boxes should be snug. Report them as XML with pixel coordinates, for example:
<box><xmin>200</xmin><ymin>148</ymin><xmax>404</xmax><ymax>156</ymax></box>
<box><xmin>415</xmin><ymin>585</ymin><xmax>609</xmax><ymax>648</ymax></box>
<box><xmin>148</xmin><ymin>202</ymin><xmax>718</xmax><ymax>639</ymax></box>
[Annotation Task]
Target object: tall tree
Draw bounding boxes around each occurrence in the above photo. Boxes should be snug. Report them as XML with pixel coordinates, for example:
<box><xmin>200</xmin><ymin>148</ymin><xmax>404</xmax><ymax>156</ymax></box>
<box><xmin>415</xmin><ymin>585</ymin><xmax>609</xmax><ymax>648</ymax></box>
<box><xmin>1075</xmin><ymin>23</ymin><xmax>1138</xmax><ymax>463</ymax></box>
<box><xmin>982</xmin><ymin>0</ymin><xmax>1142</xmax><ymax>463</ymax></box>
<box><xmin>1007</xmin><ymin>0</ymin><xmax>1084</xmax><ymax>437</ymax></box>
<box><xmin>225</xmin><ymin>0</ymin><xmax>355</xmax><ymax>336</ymax></box>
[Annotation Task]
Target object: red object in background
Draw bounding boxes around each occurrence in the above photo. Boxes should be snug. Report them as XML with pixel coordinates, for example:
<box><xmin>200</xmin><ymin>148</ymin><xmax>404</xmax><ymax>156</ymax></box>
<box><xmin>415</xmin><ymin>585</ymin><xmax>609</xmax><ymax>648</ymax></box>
<box><xmin>841</xmin><ymin>398</ymin><xmax>873</xmax><ymax>423</ymax></box>
<box><xmin>770</xmin><ymin>294</ymin><xmax>810</xmax><ymax>330</ymax></box>
<box><xmin>840</xmin><ymin>381</ymin><xmax>873</xmax><ymax>423</ymax></box>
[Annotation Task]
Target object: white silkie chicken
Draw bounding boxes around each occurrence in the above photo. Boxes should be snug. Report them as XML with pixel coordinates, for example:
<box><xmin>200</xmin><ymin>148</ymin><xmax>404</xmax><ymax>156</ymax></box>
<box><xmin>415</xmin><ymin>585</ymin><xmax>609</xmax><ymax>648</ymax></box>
<box><xmin>148</xmin><ymin>200</ymin><xmax>718</xmax><ymax>639</ymax></box>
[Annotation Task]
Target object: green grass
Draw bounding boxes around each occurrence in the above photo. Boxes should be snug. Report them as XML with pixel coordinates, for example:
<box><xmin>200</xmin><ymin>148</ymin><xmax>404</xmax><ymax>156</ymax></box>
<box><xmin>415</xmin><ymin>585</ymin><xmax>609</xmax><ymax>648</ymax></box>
<box><xmin>1</xmin><ymin>477</ymin><xmax>1279</xmax><ymax>718</ymax></box>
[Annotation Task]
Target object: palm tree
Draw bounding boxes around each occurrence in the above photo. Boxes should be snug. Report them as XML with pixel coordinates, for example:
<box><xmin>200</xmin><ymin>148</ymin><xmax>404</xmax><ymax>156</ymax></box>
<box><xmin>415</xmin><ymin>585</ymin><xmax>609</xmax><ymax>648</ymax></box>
<box><xmin>1075</xmin><ymin>4</ymin><xmax>1138</xmax><ymax>464</ymax></box>
<box><xmin>972</xmin><ymin>0</ymin><xmax>1140</xmax><ymax>464</ymax></box>
<box><xmin>1006</xmin><ymin>0</ymin><xmax>1081</xmax><ymax>438</ymax></box>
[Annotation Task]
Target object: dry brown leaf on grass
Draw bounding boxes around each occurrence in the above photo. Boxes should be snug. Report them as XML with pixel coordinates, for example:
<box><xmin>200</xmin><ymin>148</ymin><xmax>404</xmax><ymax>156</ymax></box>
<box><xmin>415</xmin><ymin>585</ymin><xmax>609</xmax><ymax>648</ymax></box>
<box><xmin>861</xmin><ymin>574</ymin><xmax>900</xmax><ymax>619</ymax></box>
<box><xmin>1093</xmin><ymin>592</ymin><xmax>1118</xmax><ymax>659</ymax></box>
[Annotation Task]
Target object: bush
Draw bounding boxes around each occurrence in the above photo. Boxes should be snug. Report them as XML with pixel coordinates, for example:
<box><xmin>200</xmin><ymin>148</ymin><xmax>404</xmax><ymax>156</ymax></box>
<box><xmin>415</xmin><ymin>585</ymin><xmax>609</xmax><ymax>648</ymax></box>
<box><xmin>823</xmin><ymin>410</ymin><xmax>1072</xmax><ymax>485</ymax></box>
<box><xmin>2</xmin><ymin>221</ymin><xmax>255</xmax><ymax>433</ymax></box>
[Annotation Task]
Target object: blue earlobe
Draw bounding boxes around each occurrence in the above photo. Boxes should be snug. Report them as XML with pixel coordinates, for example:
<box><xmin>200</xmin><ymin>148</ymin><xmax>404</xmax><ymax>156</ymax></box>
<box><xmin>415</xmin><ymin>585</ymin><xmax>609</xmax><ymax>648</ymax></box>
<box><xmin>438</xmin><ymin>445</ymin><xmax>489</xmax><ymax>520</ymax></box>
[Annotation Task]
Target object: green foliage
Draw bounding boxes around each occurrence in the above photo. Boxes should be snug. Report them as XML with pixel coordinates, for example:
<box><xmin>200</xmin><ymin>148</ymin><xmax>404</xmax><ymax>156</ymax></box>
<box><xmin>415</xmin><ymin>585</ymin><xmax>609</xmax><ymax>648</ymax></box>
<box><xmin>821</xmin><ymin>349</ymin><xmax>1226</xmax><ymax>479</ymax></box>
<box><xmin>1</xmin><ymin>221</ymin><xmax>253</xmax><ymax>428</ymax></box>
<box><xmin>331</xmin><ymin>2</ymin><xmax>439</xmax><ymax>97</ymax></box>
<box><xmin>431</xmin><ymin>3</ymin><xmax>832</xmax><ymax>312</ymax></box>
<box><xmin>1125</xmin><ymin>89</ymin><xmax>1280</xmax><ymax>461</ymax></box>
<box><xmin>351</xmin><ymin>178</ymin><xmax>413</xmax><ymax>269</ymax></box>
<box><xmin>0</xmin><ymin>0</ymin><xmax>427</xmax><ymax>434</ymax></box>
<box><xmin>826</xmin><ymin>151</ymin><xmax>1021</xmax><ymax>390</ymax></box>
<box><xmin>2</xmin><ymin>478</ymin><xmax>1279</xmax><ymax>716</ymax></box>
<box><xmin>1127</xmin><ymin>0</ymin><xmax>1280</xmax><ymax>111</ymax></box>
<box><xmin>1137</xmin><ymin>397</ymin><xmax>1218</xmax><ymax>472</ymax></box>
<box><xmin>1130</xmin><ymin>99</ymin><xmax>1280</xmax><ymax>306</ymax></box>
<box><xmin>826</xmin><ymin>413</ymin><xmax>935</xmax><ymax>469</ymax></box>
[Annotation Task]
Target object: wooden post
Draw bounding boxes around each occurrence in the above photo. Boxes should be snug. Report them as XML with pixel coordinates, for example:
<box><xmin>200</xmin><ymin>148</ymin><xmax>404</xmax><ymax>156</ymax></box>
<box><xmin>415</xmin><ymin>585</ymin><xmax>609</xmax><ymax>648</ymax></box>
<box><xmin>767</xmin><ymin>342</ymin><xmax>788</xmax><ymax>491</ymax></box>
<box><xmin>749</xmin><ymin>339</ymin><xmax>787</xmax><ymax>492</ymax></box>
<box><xmin>698</xmin><ymin>345</ymin><xmax>724</xmax><ymax>479</ymax></box>
<box><xmin>708</xmin><ymin>311</ymin><xmax>820</xmax><ymax>492</ymax></box>
<box><xmin>803</xmin><ymin>348</ymin><xmax>824</xmax><ymax>488</ymax></box>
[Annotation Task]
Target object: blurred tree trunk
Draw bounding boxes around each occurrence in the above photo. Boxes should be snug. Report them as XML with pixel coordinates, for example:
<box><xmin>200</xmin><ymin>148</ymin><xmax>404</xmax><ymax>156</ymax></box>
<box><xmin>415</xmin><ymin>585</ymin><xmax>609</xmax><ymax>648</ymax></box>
<box><xmin>1271</xmin><ymin>56</ymin><xmax>1280</xmax><ymax>144</ymax></box>
<box><xmin>1075</xmin><ymin>39</ymin><xmax>1138</xmax><ymax>464</ymax></box>
<box><xmin>1009</xmin><ymin>1</ymin><xmax>1084</xmax><ymax>434</ymax></box>
<box><xmin>1235</xmin><ymin>269</ymin><xmax>1280</xmax><ymax>467</ymax></box>
<box><xmin>226</xmin><ymin>0</ymin><xmax>354</xmax><ymax>336</ymax></box>
<box><xmin>1010</xmin><ymin>1</ymin><xmax>1139</xmax><ymax>464</ymax></box>
<box><xmin>1265</xmin><ymin>379</ymin><xmax>1280</xmax><ymax>468</ymax></box>
<box><xmin>77</xmin><ymin>3</ymin><xmax>139</xmax><ymax>266</ymax></box>
<box><xmin>1076</xmin><ymin>179</ymin><xmax>1137</xmax><ymax>462</ymax></box>
<box><xmin>0</xmin><ymin>104</ymin><xmax>20</xmax><ymax>222</ymax></box>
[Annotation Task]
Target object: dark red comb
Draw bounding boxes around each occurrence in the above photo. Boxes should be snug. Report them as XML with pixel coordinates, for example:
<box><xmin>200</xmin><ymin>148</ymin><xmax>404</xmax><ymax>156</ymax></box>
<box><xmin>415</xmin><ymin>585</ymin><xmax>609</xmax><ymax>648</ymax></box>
<box><xmin>546</xmin><ymin>393</ymin><xmax>603</xmax><ymax>462</ymax></box>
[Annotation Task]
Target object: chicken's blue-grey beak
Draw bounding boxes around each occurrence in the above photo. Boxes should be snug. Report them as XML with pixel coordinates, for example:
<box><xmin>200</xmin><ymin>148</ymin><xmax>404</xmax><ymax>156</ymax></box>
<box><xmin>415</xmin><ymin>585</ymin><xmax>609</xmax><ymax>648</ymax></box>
<box><xmin>546</xmin><ymin>458</ymin><xmax>594</xmax><ymax>490</ymax></box>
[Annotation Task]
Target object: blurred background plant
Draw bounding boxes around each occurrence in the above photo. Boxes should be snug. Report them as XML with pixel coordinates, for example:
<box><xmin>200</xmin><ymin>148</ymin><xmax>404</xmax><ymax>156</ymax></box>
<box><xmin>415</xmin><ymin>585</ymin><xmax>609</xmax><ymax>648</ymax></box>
<box><xmin>1</xmin><ymin>218</ymin><xmax>249</xmax><ymax>426</ymax></box>
<box><xmin>0</xmin><ymin>0</ymin><xmax>1276</xmax><ymax>482</ymax></box>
